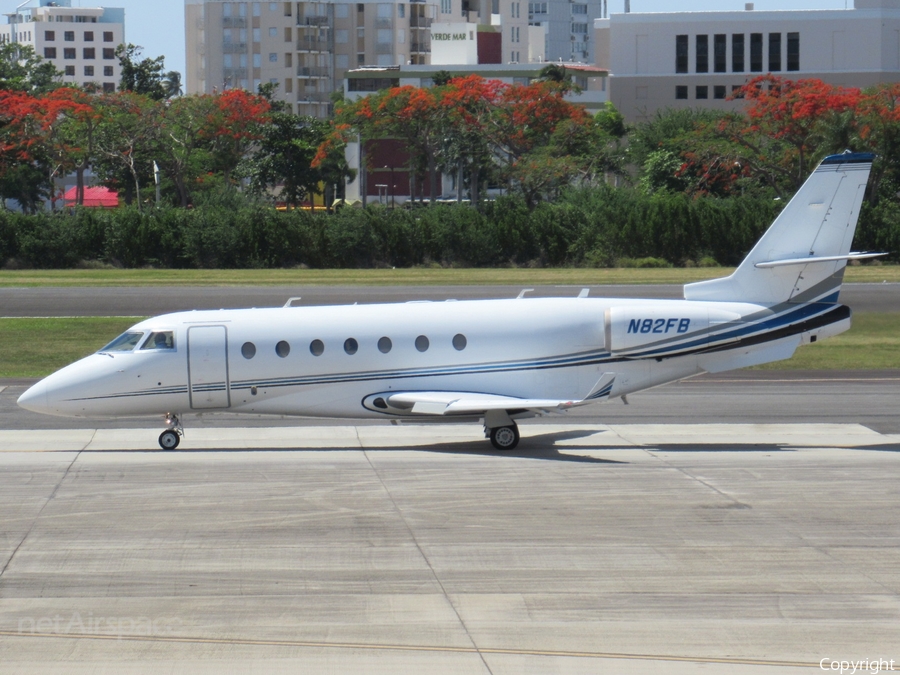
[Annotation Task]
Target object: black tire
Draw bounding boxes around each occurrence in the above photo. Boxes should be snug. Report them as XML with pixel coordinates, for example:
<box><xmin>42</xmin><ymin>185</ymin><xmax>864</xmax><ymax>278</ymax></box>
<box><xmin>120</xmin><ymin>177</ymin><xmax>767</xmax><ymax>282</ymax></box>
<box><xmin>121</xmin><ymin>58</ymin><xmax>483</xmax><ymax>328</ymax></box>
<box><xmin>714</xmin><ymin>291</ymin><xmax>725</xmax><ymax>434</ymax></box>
<box><xmin>489</xmin><ymin>425</ymin><xmax>519</xmax><ymax>451</ymax></box>
<box><xmin>159</xmin><ymin>429</ymin><xmax>180</xmax><ymax>450</ymax></box>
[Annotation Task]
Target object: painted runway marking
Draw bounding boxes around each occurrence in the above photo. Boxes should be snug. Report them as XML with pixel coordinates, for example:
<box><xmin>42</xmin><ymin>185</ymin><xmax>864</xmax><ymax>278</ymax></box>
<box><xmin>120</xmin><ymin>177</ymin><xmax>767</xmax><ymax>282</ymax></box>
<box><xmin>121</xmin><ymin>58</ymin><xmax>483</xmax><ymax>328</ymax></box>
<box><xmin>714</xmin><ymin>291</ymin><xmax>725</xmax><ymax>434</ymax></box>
<box><xmin>0</xmin><ymin>630</ymin><xmax>820</xmax><ymax>668</ymax></box>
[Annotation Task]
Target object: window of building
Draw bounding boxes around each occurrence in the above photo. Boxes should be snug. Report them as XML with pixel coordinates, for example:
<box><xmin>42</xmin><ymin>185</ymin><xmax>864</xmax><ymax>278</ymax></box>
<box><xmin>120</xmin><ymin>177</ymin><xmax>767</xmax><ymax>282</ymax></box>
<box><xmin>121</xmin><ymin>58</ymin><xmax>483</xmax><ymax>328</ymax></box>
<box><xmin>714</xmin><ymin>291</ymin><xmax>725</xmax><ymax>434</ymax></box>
<box><xmin>83</xmin><ymin>48</ymin><xmax>95</xmax><ymax>59</ymax></box>
<box><xmin>696</xmin><ymin>85</ymin><xmax>708</xmax><ymax>99</ymax></box>
<box><xmin>732</xmin><ymin>84</ymin><xmax>743</xmax><ymax>97</ymax></box>
<box><xmin>239</xmin><ymin>3</ymin><xmax>248</xmax><ymax>17</ymax></box>
<box><xmin>84</xmin><ymin>65</ymin><xmax>94</xmax><ymax>76</ymax></box>
<box><xmin>103</xmin><ymin>48</ymin><xmax>115</xmax><ymax>59</ymax></box>
<box><xmin>269</xmin><ymin>27</ymin><xmax>277</xmax><ymax>37</ymax></box>
<box><xmin>336</xmin><ymin>29</ymin><xmax>348</xmax><ymax>43</ymax></box>
<box><xmin>441</xmin><ymin>0</ymin><xmax>451</xmax><ymax>13</ymax></box>
<box><xmin>64</xmin><ymin>48</ymin><xmax>75</xmax><ymax>59</ymax></box>
<box><xmin>240</xmin><ymin>53</ymin><xmax>248</xmax><ymax>67</ymax></box>
<box><xmin>253</xmin><ymin>28</ymin><xmax>260</xmax><ymax>42</ymax></box>
<box><xmin>696</xmin><ymin>35</ymin><xmax>708</xmax><ymax>73</ymax></box>
<box><xmin>84</xmin><ymin>31</ymin><xmax>93</xmax><ymax>41</ymax></box>
<box><xmin>224</xmin><ymin>54</ymin><xmax>233</xmax><ymax>67</ymax></box>
<box><xmin>398</xmin><ymin>3</ymin><xmax>405</xmax><ymax>18</ymax></box>
<box><xmin>103</xmin><ymin>31</ymin><xmax>113</xmax><ymax>42</ymax></box>
<box><xmin>572</xmin><ymin>23</ymin><xmax>587</xmax><ymax>34</ymax></box>
<box><xmin>270</xmin><ymin>2</ymin><xmax>277</xmax><ymax>10</ymax></box>
<box><xmin>675</xmin><ymin>34</ymin><xmax>688</xmax><ymax>74</ymax></box>
<box><xmin>102</xmin><ymin>82</ymin><xmax>115</xmax><ymax>93</ymax></box>
<box><xmin>269</xmin><ymin>52</ymin><xmax>277</xmax><ymax>62</ymax></box>
<box><xmin>714</xmin><ymin>85</ymin><xmax>726</xmax><ymax>99</ymax></box>
<box><xmin>357</xmin><ymin>52</ymin><xmax>365</xmax><ymax>64</ymax></box>
<box><xmin>64</xmin><ymin>31</ymin><xmax>74</xmax><ymax>41</ymax></box>
<box><xmin>284</xmin><ymin>52</ymin><xmax>292</xmax><ymax>66</ymax></box>
<box><xmin>714</xmin><ymin>34</ymin><xmax>726</xmax><ymax>73</ymax></box>
<box><xmin>45</xmin><ymin>30</ymin><xmax>55</xmax><ymax>41</ymax></box>
<box><xmin>572</xmin><ymin>3</ymin><xmax>587</xmax><ymax>12</ymax></box>
<box><xmin>253</xmin><ymin>53</ymin><xmax>261</xmax><ymax>67</ymax></box>
<box><xmin>768</xmin><ymin>32</ymin><xmax>781</xmax><ymax>71</ymax></box>
<box><xmin>64</xmin><ymin>65</ymin><xmax>75</xmax><ymax>75</ymax></box>
<box><xmin>750</xmin><ymin>33</ymin><xmax>763</xmax><ymax>72</ymax></box>
<box><xmin>44</xmin><ymin>47</ymin><xmax>57</xmax><ymax>58</ymax></box>
<box><xmin>732</xmin><ymin>33</ymin><xmax>744</xmax><ymax>72</ymax></box>
<box><xmin>336</xmin><ymin>53</ymin><xmax>349</xmax><ymax>68</ymax></box>
<box><xmin>104</xmin><ymin>65</ymin><xmax>113</xmax><ymax>76</ymax></box>
<box><xmin>787</xmin><ymin>32</ymin><xmax>799</xmax><ymax>71</ymax></box>
<box><xmin>675</xmin><ymin>85</ymin><xmax>688</xmax><ymax>99</ymax></box>
<box><xmin>336</xmin><ymin>3</ymin><xmax>349</xmax><ymax>18</ymax></box>
<box><xmin>253</xmin><ymin>2</ymin><xmax>261</xmax><ymax>16</ymax></box>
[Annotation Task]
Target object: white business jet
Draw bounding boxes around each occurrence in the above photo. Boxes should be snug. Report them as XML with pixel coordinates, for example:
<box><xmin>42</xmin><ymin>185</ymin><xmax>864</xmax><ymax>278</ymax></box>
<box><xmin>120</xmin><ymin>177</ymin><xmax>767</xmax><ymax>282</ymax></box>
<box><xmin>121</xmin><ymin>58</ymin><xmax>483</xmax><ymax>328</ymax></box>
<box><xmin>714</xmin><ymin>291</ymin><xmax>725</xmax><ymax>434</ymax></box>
<box><xmin>18</xmin><ymin>152</ymin><xmax>880</xmax><ymax>450</ymax></box>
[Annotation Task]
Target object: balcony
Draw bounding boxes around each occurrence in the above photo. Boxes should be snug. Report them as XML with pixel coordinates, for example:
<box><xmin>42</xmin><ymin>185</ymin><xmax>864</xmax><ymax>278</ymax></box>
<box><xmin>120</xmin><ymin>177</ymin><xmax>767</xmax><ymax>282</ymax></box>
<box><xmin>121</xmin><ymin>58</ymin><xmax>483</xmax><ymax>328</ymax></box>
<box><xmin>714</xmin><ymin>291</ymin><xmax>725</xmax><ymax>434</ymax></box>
<box><xmin>297</xmin><ymin>65</ymin><xmax>330</xmax><ymax>78</ymax></box>
<box><xmin>223</xmin><ymin>17</ymin><xmax>247</xmax><ymax>28</ymax></box>
<box><xmin>222</xmin><ymin>42</ymin><xmax>248</xmax><ymax>53</ymax></box>
<box><xmin>375</xmin><ymin>17</ymin><xmax>393</xmax><ymax>28</ymax></box>
<box><xmin>297</xmin><ymin>92</ymin><xmax>332</xmax><ymax>103</ymax></box>
<box><xmin>375</xmin><ymin>42</ymin><xmax>394</xmax><ymax>55</ymax></box>
<box><xmin>297</xmin><ymin>36</ymin><xmax>331</xmax><ymax>51</ymax></box>
<box><xmin>410</xmin><ymin>42</ymin><xmax>431</xmax><ymax>53</ymax></box>
<box><xmin>409</xmin><ymin>15</ymin><xmax>432</xmax><ymax>27</ymax></box>
<box><xmin>298</xmin><ymin>15</ymin><xmax>330</xmax><ymax>26</ymax></box>
<box><xmin>223</xmin><ymin>67</ymin><xmax>248</xmax><ymax>79</ymax></box>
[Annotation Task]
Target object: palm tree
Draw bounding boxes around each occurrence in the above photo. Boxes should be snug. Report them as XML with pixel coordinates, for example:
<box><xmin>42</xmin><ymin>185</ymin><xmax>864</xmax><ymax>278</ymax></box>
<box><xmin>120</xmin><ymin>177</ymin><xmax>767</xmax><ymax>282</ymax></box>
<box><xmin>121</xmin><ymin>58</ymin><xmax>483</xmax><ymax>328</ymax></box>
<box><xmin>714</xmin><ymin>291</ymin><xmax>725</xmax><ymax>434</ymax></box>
<box><xmin>163</xmin><ymin>70</ymin><xmax>183</xmax><ymax>98</ymax></box>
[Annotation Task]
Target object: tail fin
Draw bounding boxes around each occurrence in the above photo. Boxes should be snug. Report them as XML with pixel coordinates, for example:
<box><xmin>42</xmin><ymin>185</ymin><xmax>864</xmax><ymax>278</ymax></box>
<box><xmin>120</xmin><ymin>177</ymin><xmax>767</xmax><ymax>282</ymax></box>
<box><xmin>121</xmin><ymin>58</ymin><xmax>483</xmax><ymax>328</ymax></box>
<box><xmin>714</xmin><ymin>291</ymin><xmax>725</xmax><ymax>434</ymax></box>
<box><xmin>684</xmin><ymin>153</ymin><xmax>875</xmax><ymax>305</ymax></box>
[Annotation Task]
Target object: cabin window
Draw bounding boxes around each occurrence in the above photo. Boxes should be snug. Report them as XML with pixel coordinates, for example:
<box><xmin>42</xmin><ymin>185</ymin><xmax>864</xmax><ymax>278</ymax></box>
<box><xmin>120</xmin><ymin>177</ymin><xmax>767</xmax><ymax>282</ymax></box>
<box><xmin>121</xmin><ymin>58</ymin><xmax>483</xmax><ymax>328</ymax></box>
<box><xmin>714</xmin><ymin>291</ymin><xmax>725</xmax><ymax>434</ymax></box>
<box><xmin>140</xmin><ymin>331</ymin><xmax>174</xmax><ymax>350</ymax></box>
<box><xmin>310</xmin><ymin>339</ymin><xmax>324</xmax><ymax>356</ymax></box>
<box><xmin>276</xmin><ymin>340</ymin><xmax>290</xmax><ymax>357</ymax></box>
<box><xmin>344</xmin><ymin>338</ymin><xmax>358</xmax><ymax>355</ymax></box>
<box><xmin>99</xmin><ymin>331</ymin><xmax>144</xmax><ymax>352</ymax></box>
<box><xmin>378</xmin><ymin>336</ymin><xmax>392</xmax><ymax>353</ymax></box>
<box><xmin>415</xmin><ymin>335</ymin><xmax>429</xmax><ymax>352</ymax></box>
<box><xmin>452</xmin><ymin>333</ymin><xmax>467</xmax><ymax>350</ymax></box>
<box><xmin>241</xmin><ymin>342</ymin><xmax>257</xmax><ymax>359</ymax></box>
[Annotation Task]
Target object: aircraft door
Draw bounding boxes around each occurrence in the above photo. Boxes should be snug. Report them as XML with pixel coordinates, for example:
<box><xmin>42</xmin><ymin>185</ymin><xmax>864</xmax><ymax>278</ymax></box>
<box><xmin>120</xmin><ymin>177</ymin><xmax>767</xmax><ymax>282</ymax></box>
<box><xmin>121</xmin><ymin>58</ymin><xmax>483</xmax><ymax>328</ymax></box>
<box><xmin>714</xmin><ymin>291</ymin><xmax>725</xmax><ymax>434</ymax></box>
<box><xmin>187</xmin><ymin>325</ymin><xmax>231</xmax><ymax>409</ymax></box>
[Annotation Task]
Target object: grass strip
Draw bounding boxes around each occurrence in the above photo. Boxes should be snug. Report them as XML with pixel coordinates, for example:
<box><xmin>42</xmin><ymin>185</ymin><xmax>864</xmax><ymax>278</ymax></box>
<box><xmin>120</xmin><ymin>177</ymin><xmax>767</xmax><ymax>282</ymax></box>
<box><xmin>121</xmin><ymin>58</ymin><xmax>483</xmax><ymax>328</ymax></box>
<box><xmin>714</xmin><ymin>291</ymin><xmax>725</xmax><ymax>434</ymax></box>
<box><xmin>1</xmin><ymin>313</ymin><xmax>897</xmax><ymax>379</ymax></box>
<box><xmin>0</xmin><ymin>265</ymin><xmax>898</xmax><ymax>287</ymax></box>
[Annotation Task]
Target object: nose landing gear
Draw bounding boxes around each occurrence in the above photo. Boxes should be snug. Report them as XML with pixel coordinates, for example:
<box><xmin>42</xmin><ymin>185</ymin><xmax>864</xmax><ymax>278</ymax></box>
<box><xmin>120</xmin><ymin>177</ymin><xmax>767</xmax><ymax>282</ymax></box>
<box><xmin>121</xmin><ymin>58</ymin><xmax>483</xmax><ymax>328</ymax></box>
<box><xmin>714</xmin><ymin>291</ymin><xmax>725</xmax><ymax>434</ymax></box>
<box><xmin>159</xmin><ymin>413</ymin><xmax>183</xmax><ymax>450</ymax></box>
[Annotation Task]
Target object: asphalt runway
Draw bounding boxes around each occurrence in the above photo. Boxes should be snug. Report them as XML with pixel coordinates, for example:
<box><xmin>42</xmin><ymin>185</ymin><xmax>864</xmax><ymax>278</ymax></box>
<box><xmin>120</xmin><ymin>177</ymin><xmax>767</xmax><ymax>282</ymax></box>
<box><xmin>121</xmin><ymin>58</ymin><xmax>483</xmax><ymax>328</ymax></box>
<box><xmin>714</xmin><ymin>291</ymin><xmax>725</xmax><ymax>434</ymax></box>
<box><xmin>3</xmin><ymin>282</ymin><xmax>900</xmax><ymax>316</ymax></box>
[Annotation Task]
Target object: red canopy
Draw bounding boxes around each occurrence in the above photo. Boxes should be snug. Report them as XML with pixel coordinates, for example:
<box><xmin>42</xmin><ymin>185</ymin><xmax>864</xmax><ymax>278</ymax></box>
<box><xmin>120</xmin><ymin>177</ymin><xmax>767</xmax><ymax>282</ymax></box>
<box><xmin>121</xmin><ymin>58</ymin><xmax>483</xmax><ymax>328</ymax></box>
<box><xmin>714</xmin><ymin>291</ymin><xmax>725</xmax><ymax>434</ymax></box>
<box><xmin>63</xmin><ymin>186</ymin><xmax>119</xmax><ymax>208</ymax></box>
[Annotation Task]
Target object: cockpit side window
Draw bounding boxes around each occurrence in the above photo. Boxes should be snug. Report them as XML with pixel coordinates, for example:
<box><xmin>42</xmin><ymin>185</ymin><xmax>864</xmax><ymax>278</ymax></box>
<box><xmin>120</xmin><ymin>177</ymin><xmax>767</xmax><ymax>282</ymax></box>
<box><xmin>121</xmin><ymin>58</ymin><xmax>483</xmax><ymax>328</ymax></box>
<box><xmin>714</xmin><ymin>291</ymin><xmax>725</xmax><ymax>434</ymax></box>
<box><xmin>98</xmin><ymin>331</ymin><xmax>145</xmax><ymax>353</ymax></box>
<box><xmin>140</xmin><ymin>331</ymin><xmax>175</xmax><ymax>350</ymax></box>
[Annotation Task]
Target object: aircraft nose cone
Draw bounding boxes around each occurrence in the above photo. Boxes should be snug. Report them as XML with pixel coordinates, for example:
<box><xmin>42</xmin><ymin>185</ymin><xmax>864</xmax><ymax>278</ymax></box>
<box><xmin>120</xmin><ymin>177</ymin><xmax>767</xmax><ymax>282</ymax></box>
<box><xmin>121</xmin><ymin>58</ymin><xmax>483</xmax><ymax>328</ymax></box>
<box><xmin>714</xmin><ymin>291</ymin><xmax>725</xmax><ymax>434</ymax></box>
<box><xmin>17</xmin><ymin>380</ymin><xmax>49</xmax><ymax>414</ymax></box>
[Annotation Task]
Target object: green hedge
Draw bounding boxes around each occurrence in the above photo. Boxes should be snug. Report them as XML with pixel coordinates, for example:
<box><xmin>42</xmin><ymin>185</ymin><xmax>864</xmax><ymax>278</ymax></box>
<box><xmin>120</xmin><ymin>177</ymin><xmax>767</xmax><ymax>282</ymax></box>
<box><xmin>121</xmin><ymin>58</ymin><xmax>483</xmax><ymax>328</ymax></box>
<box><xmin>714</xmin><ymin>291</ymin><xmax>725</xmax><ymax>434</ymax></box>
<box><xmin>1</xmin><ymin>187</ymin><xmax>891</xmax><ymax>269</ymax></box>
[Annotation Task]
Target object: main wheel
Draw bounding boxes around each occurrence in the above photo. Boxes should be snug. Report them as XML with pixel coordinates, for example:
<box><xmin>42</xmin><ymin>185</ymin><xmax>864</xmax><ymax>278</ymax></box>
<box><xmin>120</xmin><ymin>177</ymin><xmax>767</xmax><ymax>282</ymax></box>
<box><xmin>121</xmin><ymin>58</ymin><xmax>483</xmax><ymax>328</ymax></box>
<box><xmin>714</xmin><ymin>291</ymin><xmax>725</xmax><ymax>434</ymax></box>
<box><xmin>159</xmin><ymin>429</ymin><xmax>180</xmax><ymax>450</ymax></box>
<box><xmin>489</xmin><ymin>425</ymin><xmax>519</xmax><ymax>451</ymax></box>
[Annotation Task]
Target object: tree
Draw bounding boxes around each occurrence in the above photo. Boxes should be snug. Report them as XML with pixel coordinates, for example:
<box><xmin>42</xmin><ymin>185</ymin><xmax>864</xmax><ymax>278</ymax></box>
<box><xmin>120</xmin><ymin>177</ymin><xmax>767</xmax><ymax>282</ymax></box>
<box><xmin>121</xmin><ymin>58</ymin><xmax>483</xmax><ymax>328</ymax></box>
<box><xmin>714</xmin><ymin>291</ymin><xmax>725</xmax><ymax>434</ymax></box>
<box><xmin>116</xmin><ymin>44</ymin><xmax>167</xmax><ymax>101</ymax></box>
<box><xmin>163</xmin><ymin>71</ymin><xmax>183</xmax><ymax>99</ymax></box>
<box><xmin>0</xmin><ymin>43</ymin><xmax>61</xmax><ymax>94</ymax></box>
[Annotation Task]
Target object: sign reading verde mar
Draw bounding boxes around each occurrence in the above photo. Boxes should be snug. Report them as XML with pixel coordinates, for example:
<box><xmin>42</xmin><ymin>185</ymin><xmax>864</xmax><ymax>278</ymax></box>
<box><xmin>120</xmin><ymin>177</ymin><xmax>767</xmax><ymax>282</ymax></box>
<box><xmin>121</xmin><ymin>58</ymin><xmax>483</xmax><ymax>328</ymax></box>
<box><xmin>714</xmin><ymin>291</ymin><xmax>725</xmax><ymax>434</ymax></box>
<box><xmin>432</xmin><ymin>32</ymin><xmax>468</xmax><ymax>41</ymax></box>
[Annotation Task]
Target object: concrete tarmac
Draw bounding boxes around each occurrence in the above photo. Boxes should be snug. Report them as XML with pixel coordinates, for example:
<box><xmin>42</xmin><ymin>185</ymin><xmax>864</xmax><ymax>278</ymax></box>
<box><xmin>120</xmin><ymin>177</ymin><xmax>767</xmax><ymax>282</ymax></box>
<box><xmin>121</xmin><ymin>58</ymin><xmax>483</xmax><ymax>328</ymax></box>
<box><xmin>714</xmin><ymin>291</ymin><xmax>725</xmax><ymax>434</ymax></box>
<box><xmin>0</xmin><ymin>423</ymin><xmax>898</xmax><ymax>674</ymax></box>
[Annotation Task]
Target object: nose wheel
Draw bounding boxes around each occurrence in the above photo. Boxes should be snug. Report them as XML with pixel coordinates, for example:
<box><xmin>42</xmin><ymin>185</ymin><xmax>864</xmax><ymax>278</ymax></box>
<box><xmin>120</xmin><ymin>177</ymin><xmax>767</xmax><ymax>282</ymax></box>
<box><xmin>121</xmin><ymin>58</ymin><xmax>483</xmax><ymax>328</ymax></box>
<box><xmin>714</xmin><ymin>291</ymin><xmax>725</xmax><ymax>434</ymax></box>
<box><xmin>159</xmin><ymin>413</ymin><xmax>183</xmax><ymax>450</ymax></box>
<box><xmin>488</xmin><ymin>424</ymin><xmax>519</xmax><ymax>451</ymax></box>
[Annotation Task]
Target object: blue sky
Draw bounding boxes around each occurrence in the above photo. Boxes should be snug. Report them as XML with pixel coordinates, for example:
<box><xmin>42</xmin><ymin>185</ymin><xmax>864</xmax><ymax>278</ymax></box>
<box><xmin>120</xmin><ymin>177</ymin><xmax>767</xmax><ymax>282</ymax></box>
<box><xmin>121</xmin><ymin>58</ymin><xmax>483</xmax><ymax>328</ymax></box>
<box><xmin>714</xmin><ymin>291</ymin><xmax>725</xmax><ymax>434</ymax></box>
<box><xmin>10</xmin><ymin>0</ymin><xmax>848</xmax><ymax>85</ymax></box>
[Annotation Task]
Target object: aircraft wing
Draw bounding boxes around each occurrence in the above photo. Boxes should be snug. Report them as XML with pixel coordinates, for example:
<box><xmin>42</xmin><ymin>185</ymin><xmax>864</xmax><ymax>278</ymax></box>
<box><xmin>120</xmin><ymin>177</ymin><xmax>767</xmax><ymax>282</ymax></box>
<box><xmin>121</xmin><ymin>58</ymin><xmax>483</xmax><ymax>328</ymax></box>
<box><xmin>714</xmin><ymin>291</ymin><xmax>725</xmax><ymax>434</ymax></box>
<box><xmin>386</xmin><ymin>392</ymin><xmax>580</xmax><ymax>415</ymax></box>
<box><xmin>364</xmin><ymin>373</ymin><xmax>617</xmax><ymax>417</ymax></box>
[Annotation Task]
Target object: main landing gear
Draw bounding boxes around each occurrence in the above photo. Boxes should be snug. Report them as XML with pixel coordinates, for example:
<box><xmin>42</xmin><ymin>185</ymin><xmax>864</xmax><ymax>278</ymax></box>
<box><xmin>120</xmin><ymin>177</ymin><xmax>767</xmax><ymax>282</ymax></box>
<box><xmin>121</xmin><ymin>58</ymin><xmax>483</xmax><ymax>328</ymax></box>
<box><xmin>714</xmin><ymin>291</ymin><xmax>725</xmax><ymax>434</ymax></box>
<box><xmin>488</xmin><ymin>424</ymin><xmax>520</xmax><ymax>451</ymax></box>
<box><xmin>158</xmin><ymin>413</ymin><xmax>183</xmax><ymax>450</ymax></box>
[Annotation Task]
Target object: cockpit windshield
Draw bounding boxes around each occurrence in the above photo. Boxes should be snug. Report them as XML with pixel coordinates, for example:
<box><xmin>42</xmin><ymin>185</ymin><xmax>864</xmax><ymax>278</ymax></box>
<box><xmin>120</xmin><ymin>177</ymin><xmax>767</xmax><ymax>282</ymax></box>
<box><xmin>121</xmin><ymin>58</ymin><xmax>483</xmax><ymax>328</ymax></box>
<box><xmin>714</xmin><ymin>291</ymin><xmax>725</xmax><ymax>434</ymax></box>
<box><xmin>98</xmin><ymin>331</ymin><xmax>145</xmax><ymax>353</ymax></box>
<box><xmin>140</xmin><ymin>331</ymin><xmax>175</xmax><ymax>350</ymax></box>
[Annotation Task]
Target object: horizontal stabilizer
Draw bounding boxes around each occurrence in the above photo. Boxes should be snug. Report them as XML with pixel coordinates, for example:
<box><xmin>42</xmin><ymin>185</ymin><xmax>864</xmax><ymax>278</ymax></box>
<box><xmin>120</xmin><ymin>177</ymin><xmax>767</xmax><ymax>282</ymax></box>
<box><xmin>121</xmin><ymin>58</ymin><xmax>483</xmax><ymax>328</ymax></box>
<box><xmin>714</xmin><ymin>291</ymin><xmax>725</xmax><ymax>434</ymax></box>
<box><xmin>754</xmin><ymin>252</ymin><xmax>886</xmax><ymax>268</ymax></box>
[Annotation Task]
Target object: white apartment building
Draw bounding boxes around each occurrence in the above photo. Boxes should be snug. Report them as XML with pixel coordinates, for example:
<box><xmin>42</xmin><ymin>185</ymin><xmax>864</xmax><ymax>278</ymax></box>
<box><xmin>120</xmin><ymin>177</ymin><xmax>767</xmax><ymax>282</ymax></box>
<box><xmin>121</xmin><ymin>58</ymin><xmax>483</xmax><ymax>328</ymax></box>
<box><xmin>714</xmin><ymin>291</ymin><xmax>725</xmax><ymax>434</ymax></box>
<box><xmin>595</xmin><ymin>0</ymin><xmax>900</xmax><ymax>122</ymax></box>
<box><xmin>0</xmin><ymin>0</ymin><xmax>124</xmax><ymax>92</ymax></box>
<box><xmin>528</xmin><ymin>0</ymin><xmax>603</xmax><ymax>65</ymax></box>
<box><xmin>186</xmin><ymin>0</ymin><xmax>443</xmax><ymax>116</ymax></box>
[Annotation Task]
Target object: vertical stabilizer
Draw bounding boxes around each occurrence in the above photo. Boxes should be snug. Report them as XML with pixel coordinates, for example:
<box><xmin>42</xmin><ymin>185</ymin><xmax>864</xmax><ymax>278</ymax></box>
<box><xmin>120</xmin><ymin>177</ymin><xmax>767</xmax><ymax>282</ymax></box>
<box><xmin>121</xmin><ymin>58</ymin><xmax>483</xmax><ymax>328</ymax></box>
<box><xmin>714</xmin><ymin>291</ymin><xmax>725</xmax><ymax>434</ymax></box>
<box><xmin>684</xmin><ymin>153</ymin><xmax>874</xmax><ymax>305</ymax></box>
